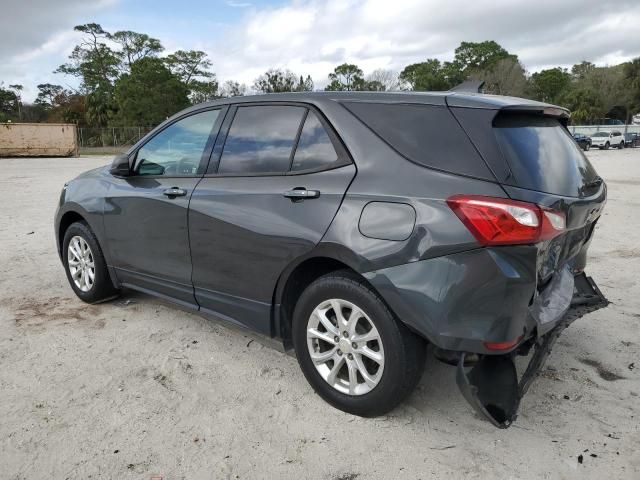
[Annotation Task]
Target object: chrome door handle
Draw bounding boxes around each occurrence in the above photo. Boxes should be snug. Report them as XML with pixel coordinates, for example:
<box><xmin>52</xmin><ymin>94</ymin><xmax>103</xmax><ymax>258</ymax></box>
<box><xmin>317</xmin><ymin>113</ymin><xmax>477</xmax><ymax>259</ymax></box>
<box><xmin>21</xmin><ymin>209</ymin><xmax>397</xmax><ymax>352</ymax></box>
<box><xmin>283</xmin><ymin>188</ymin><xmax>320</xmax><ymax>201</ymax></box>
<box><xmin>163</xmin><ymin>187</ymin><xmax>187</xmax><ymax>197</ymax></box>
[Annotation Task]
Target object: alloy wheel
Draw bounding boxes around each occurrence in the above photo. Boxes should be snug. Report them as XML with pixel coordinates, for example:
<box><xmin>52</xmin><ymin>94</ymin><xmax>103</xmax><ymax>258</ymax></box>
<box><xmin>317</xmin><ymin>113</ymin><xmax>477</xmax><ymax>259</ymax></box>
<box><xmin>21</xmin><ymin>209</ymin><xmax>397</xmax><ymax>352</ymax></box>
<box><xmin>306</xmin><ymin>298</ymin><xmax>385</xmax><ymax>395</ymax></box>
<box><xmin>67</xmin><ymin>235</ymin><xmax>95</xmax><ymax>292</ymax></box>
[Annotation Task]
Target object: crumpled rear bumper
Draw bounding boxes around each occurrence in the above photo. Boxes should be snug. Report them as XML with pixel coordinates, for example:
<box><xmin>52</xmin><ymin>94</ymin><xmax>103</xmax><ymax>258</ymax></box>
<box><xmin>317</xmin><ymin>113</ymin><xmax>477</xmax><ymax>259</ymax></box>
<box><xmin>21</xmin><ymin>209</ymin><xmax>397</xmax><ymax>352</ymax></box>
<box><xmin>456</xmin><ymin>273</ymin><xmax>608</xmax><ymax>428</ymax></box>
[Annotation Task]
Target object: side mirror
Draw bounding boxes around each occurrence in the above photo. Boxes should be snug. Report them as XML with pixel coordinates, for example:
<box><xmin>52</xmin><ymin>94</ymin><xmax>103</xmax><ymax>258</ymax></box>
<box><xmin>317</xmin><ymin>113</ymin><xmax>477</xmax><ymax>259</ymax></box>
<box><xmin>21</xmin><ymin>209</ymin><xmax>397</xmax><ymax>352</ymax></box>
<box><xmin>110</xmin><ymin>154</ymin><xmax>131</xmax><ymax>177</ymax></box>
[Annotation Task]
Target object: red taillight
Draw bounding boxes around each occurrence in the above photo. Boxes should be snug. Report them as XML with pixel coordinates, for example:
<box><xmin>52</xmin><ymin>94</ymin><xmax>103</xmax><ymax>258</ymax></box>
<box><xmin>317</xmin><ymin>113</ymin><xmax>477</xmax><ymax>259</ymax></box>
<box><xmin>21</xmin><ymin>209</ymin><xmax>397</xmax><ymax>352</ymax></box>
<box><xmin>447</xmin><ymin>195</ymin><xmax>566</xmax><ymax>246</ymax></box>
<box><xmin>483</xmin><ymin>336</ymin><xmax>524</xmax><ymax>351</ymax></box>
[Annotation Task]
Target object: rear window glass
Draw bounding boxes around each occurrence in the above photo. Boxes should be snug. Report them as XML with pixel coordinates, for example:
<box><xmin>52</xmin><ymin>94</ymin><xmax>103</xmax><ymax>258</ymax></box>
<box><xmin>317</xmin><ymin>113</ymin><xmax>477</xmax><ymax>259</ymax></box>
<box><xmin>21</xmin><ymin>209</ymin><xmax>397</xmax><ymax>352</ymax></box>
<box><xmin>291</xmin><ymin>111</ymin><xmax>338</xmax><ymax>171</ymax></box>
<box><xmin>218</xmin><ymin>105</ymin><xmax>305</xmax><ymax>175</ymax></box>
<box><xmin>494</xmin><ymin>115</ymin><xmax>599</xmax><ymax>197</ymax></box>
<box><xmin>343</xmin><ymin>102</ymin><xmax>494</xmax><ymax>180</ymax></box>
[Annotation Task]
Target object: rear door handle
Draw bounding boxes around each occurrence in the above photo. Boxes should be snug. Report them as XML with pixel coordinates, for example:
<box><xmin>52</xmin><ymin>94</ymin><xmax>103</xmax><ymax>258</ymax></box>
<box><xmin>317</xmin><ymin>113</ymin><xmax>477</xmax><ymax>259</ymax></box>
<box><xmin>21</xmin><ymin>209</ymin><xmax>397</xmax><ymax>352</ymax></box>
<box><xmin>283</xmin><ymin>188</ymin><xmax>320</xmax><ymax>201</ymax></box>
<box><xmin>163</xmin><ymin>187</ymin><xmax>187</xmax><ymax>197</ymax></box>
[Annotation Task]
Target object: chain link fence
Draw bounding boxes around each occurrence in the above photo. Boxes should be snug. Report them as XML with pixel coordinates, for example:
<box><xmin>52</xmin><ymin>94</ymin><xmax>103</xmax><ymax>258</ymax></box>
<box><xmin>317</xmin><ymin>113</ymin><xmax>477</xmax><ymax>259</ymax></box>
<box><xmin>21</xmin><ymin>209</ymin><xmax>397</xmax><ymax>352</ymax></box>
<box><xmin>77</xmin><ymin>126</ymin><xmax>155</xmax><ymax>155</ymax></box>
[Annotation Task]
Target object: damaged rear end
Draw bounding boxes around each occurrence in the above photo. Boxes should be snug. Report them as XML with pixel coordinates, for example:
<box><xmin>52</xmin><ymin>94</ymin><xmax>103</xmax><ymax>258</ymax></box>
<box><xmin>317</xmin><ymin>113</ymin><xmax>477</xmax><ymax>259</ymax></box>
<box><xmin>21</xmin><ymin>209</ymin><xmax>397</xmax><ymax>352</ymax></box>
<box><xmin>447</xmin><ymin>98</ymin><xmax>609</xmax><ymax>428</ymax></box>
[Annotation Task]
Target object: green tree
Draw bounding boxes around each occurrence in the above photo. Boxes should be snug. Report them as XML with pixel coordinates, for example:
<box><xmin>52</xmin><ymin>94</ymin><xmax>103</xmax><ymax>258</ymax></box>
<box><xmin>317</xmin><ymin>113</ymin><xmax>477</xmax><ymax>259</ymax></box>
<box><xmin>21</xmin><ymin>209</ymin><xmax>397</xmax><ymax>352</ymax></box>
<box><xmin>35</xmin><ymin>83</ymin><xmax>65</xmax><ymax>108</ymax></box>
<box><xmin>109</xmin><ymin>30</ymin><xmax>164</xmax><ymax>70</ymax></box>
<box><xmin>325</xmin><ymin>63</ymin><xmax>366</xmax><ymax>91</ymax></box>
<box><xmin>295</xmin><ymin>75</ymin><xmax>314</xmax><ymax>92</ymax></box>
<box><xmin>55</xmin><ymin>23</ymin><xmax>121</xmax><ymax>125</ymax></box>
<box><xmin>8</xmin><ymin>84</ymin><xmax>23</xmax><ymax>121</ymax></box>
<box><xmin>454</xmin><ymin>40</ymin><xmax>515</xmax><ymax>73</ymax></box>
<box><xmin>0</xmin><ymin>84</ymin><xmax>19</xmax><ymax>121</ymax></box>
<box><xmin>470</xmin><ymin>57</ymin><xmax>527</xmax><ymax>97</ymax></box>
<box><xmin>55</xmin><ymin>23</ymin><xmax>120</xmax><ymax>92</ymax></box>
<box><xmin>399</xmin><ymin>59</ymin><xmax>450</xmax><ymax>91</ymax></box>
<box><xmin>253</xmin><ymin>69</ymin><xmax>298</xmax><ymax>93</ymax></box>
<box><xmin>529</xmin><ymin>67</ymin><xmax>571</xmax><ymax>103</ymax></box>
<box><xmin>165</xmin><ymin>50</ymin><xmax>213</xmax><ymax>87</ymax></box>
<box><xmin>571</xmin><ymin>61</ymin><xmax>596</xmax><ymax>81</ymax></box>
<box><xmin>189</xmin><ymin>79</ymin><xmax>220</xmax><ymax>103</ymax></box>
<box><xmin>221</xmin><ymin>80</ymin><xmax>246</xmax><ymax>97</ymax></box>
<box><xmin>113</xmin><ymin>57</ymin><xmax>189</xmax><ymax>125</ymax></box>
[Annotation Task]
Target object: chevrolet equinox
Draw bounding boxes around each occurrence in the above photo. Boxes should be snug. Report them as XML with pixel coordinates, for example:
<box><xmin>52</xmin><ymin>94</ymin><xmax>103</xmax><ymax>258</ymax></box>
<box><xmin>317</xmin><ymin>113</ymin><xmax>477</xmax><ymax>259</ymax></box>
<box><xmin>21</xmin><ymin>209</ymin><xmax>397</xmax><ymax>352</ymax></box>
<box><xmin>55</xmin><ymin>92</ymin><xmax>608</xmax><ymax>427</ymax></box>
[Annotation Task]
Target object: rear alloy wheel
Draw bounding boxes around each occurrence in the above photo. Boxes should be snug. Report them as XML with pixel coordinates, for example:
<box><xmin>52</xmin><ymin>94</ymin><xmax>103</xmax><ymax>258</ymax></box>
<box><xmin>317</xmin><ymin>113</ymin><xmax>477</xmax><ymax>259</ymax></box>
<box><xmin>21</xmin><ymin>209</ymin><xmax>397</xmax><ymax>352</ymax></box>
<box><xmin>292</xmin><ymin>270</ymin><xmax>426</xmax><ymax>417</ymax></box>
<box><xmin>306</xmin><ymin>298</ymin><xmax>384</xmax><ymax>395</ymax></box>
<box><xmin>63</xmin><ymin>221</ymin><xmax>119</xmax><ymax>303</ymax></box>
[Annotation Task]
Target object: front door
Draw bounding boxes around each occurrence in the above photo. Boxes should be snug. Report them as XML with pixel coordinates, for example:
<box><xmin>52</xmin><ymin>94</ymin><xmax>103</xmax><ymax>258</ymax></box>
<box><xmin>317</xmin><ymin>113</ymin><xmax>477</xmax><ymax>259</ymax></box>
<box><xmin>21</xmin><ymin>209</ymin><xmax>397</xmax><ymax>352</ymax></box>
<box><xmin>189</xmin><ymin>105</ymin><xmax>355</xmax><ymax>334</ymax></box>
<box><xmin>104</xmin><ymin>108</ymin><xmax>223</xmax><ymax>305</ymax></box>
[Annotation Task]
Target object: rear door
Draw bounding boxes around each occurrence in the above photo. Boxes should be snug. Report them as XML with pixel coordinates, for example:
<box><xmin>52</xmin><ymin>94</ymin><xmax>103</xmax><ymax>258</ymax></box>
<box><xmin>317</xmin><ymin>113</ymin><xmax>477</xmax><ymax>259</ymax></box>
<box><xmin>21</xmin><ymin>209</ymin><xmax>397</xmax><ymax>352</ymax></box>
<box><xmin>189</xmin><ymin>103</ymin><xmax>355</xmax><ymax>334</ymax></box>
<box><xmin>104</xmin><ymin>108</ymin><xmax>224</xmax><ymax>305</ymax></box>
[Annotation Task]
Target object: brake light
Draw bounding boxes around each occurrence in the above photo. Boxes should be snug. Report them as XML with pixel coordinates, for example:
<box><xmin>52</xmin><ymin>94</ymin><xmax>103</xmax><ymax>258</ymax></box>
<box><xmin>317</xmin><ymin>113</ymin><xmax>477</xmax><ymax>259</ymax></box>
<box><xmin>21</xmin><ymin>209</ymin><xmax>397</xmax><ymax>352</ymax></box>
<box><xmin>447</xmin><ymin>195</ymin><xmax>566</xmax><ymax>246</ymax></box>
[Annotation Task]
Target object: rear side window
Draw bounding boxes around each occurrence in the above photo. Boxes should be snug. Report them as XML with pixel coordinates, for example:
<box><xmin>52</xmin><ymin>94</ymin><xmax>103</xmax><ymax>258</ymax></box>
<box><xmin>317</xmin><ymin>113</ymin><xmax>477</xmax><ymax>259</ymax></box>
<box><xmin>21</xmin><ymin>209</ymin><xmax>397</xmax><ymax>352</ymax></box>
<box><xmin>343</xmin><ymin>102</ymin><xmax>494</xmax><ymax>180</ymax></box>
<box><xmin>494</xmin><ymin>114</ymin><xmax>599</xmax><ymax>197</ymax></box>
<box><xmin>218</xmin><ymin>105</ymin><xmax>305</xmax><ymax>175</ymax></box>
<box><xmin>291</xmin><ymin>111</ymin><xmax>338</xmax><ymax>171</ymax></box>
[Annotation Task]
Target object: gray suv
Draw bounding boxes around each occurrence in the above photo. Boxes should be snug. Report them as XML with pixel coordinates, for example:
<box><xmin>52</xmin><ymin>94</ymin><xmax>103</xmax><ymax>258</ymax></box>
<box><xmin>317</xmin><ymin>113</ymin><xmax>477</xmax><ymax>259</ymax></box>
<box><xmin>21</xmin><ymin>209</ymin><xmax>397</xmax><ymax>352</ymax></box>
<box><xmin>55</xmin><ymin>92</ymin><xmax>608</xmax><ymax>427</ymax></box>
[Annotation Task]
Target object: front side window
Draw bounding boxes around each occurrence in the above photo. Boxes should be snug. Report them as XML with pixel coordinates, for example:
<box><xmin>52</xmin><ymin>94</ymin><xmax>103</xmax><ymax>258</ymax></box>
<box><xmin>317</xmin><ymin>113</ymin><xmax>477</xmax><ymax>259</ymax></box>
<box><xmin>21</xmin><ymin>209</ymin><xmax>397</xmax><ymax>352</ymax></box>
<box><xmin>291</xmin><ymin>111</ymin><xmax>338</xmax><ymax>171</ymax></box>
<box><xmin>217</xmin><ymin>106</ymin><xmax>305</xmax><ymax>175</ymax></box>
<box><xmin>136</xmin><ymin>109</ymin><xmax>219</xmax><ymax>176</ymax></box>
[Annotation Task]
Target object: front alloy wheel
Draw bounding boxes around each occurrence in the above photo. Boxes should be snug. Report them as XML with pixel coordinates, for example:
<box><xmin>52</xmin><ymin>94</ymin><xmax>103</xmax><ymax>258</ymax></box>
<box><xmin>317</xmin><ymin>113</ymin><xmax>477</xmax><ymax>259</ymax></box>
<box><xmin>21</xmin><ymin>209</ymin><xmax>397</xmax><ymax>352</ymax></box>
<box><xmin>307</xmin><ymin>299</ymin><xmax>384</xmax><ymax>395</ymax></box>
<box><xmin>67</xmin><ymin>235</ymin><xmax>95</xmax><ymax>292</ymax></box>
<box><xmin>62</xmin><ymin>221</ymin><xmax>119</xmax><ymax>303</ymax></box>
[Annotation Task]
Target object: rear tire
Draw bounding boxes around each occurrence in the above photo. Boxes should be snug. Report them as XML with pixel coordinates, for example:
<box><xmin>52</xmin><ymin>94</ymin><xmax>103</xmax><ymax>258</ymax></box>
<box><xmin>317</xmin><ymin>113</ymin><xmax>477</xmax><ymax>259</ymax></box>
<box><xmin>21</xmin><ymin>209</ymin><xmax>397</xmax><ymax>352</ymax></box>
<box><xmin>604</xmin><ymin>141</ymin><xmax>610</xmax><ymax>150</ymax></box>
<box><xmin>62</xmin><ymin>221</ymin><xmax>119</xmax><ymax>303</ymax></box>
<box><xmin>619</xmin><ymin>141</ymin><xmax>625</xmax><ymax>149</ymax></box>
<box><xmin>292</xmin><ymin>270</ymin><xmax>426</xmax><ymax>417</ymax></box>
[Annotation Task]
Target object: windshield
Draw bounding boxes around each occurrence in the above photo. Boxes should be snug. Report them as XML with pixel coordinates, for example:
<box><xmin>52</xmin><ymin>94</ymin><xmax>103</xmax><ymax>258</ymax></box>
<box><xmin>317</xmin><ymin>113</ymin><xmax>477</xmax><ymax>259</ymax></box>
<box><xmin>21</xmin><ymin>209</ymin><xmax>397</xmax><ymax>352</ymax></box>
<box><xmin>494</xmin><ymin>114</ymin><xmax>599</xmax><ymax>197</ymax></box>
<box><xmin>593</xmin><ymin>132</ymin><xmax>609</xmax><ymax>137</ymax></box>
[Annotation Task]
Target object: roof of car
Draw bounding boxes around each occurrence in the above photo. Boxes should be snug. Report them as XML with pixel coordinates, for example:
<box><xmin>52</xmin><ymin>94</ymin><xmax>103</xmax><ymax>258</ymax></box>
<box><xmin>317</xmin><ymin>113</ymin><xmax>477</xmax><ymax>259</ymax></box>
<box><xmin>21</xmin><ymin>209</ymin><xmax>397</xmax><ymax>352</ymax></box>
<box><xmin>189</xmin><ymin>91</ymin><xmax>568</xmax><ymax>116</ymax></box>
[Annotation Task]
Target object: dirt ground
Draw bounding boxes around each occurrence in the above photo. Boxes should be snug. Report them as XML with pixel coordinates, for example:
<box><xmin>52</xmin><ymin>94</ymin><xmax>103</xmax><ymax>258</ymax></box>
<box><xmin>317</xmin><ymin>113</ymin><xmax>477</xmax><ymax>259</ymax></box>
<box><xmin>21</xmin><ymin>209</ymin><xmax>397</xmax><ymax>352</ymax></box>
<box><xmin>0</xmin><ymin>148</ymin><xmax>638</xmax><ymax>480</ymax></box>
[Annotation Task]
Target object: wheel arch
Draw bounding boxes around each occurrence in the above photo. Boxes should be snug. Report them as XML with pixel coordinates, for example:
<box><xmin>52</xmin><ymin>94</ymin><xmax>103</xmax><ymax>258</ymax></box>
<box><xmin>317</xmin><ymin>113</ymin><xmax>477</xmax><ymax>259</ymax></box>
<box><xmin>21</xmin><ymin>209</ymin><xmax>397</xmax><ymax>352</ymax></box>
<box><xmin>273</xmin><ymin>250</ymin><xmax>386</xmax><ymax>350</ymax></box>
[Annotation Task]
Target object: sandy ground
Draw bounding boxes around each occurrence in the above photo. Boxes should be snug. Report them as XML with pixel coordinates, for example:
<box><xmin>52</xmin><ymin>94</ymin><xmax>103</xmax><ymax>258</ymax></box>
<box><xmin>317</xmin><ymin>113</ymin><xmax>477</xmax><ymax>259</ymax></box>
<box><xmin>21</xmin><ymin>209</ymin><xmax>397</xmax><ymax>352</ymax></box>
<box><xmin>0</xmin><ymin>149</ymin><xmax>638</xmax><ymax>480</ymax></box>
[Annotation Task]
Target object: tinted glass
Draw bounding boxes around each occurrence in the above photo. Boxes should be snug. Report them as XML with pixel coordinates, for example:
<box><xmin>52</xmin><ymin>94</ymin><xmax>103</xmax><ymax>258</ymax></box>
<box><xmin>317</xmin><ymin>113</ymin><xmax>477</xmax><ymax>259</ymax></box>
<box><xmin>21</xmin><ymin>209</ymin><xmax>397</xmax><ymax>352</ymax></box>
<box><xmin>494</xmin><ymin>115</ymin><xmax>599</xmax><ymax>197</ymax></box>
<box><xmin>593</xmin><ymin>132</ymin><xmax>608</xmax><ymax>137</ymax></box>
<box><xmin>136</xmin><ymin>109</ymin><xmax>219</xmax><ymax>176</ymax></box>
<box><xmin>291</xmin><ymin>111</ymin><xmax>338</xmax><ymax>171</ymax></box>
<box><xmin>218</xmin><ymin>106</ymin><xmax>305</xmax><ymax>174</ymax></box>
<box><xmin>344</xmin><ymin>102</ymin><xmax>493</xmax><ymax>180</ymax></box>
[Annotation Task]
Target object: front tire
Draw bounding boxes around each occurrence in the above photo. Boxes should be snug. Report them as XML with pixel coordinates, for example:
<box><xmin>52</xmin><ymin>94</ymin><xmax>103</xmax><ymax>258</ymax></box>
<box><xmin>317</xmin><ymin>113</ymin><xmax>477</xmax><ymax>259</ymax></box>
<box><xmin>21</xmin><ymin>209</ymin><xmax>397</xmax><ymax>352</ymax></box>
<box><xmin>292</xmin><ymin>270</ymin><xmax>426</xmax><ymax>417</ymax></box>
<box><xmin>604</xmin><ymin>141</ymin><xmax>610</xmax><ymax>150</ymax></box>
<box><xmin>63</xmin><ymin>221</ymin><xmax>119</xmax><ymax>303</ymax></box>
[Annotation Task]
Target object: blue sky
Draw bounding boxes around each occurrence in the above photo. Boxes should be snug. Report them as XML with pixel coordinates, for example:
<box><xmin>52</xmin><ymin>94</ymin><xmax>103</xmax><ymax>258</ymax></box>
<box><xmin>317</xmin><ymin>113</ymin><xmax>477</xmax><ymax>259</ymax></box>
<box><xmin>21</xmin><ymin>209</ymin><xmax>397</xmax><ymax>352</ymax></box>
<box><xmin>2</xmin><ymin>0</ymin><xmax>640</xmax><ymax>101</ymax></box>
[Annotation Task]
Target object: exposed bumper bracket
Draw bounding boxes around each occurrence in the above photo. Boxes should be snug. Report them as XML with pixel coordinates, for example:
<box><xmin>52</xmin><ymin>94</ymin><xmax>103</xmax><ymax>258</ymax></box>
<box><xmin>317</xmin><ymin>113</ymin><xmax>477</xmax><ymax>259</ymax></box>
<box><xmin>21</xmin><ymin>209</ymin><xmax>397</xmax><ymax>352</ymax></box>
<box><xmin>456</xmin><ymin>273</ymin><xmax>609</xmax><ymax>428</ymax></box>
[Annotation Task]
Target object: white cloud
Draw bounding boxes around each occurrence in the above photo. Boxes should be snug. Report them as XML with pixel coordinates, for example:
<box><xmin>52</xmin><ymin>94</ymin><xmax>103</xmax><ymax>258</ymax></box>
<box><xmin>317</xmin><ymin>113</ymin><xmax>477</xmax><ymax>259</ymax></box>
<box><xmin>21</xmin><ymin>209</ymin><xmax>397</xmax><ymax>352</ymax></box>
<box><xmin>0</xmin><ymin>0</ymin><xmax>117</xmax><ymax>100</ymax></box>
<box><xmin>204</xmin><ymin>0</ymin><xmax>640</xmax><ymax>88</ymax></box>
<box><xmin>2</xmin><ymin>0</ymin><xmax>640</xmax><ymax>100</ymax></box>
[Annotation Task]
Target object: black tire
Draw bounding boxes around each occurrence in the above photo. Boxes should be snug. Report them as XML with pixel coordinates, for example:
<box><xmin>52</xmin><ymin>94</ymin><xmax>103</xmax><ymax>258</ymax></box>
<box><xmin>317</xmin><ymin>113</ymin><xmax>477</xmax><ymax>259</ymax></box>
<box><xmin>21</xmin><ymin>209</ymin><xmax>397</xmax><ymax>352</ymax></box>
<box><xmin>292</xmin><ymin>270</ymin><xmax>426</xmax><ymax>417</ymax></box>
<box><xmin>584</xmin><ymin>142</ymin><xmax>590</xmax><ymax>151</ymax></box>
<box><xmin>619</xmin><ymin>141</ymin><xmax>625</xmax><ymax>149</ymax></box>
<box><xmin>604</xmin><ymin>141</ymin><xmax>610</xmax><ymax>150</ymax></box>
<box><xmin>62</xmin><ymin>221</ymin><xmax>119</xmax><ymax>303</ymax></box>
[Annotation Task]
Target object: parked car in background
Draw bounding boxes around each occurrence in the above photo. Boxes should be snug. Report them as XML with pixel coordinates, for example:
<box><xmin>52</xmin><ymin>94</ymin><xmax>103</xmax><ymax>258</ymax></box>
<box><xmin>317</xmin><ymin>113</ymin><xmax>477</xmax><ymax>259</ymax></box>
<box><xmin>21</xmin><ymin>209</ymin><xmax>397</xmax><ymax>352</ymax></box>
<box><xmin>590</xmin><ymin>131</ymin><xmax>625</xmax><ymax>149</ymax></box>
<box><xmin>54</xmin><ymin>92</ymin><xmax>608</xmax><ymax>428</ymax></box>
<box><xmin>624</xmin><ymin>132</ymin><xmax>640</xmax><ymax>148</ymax></box>
<box><xmin>573</xmin><ymin>133</ymin><xmax>592</xmax><ymax>151</ymax></box>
